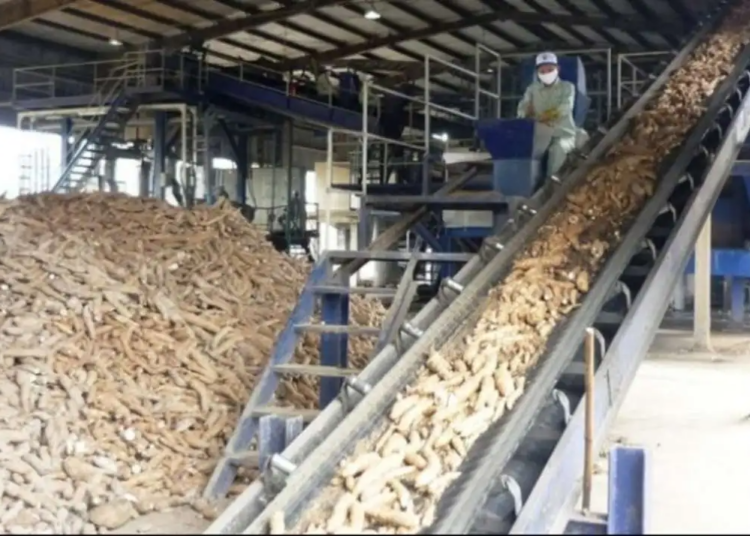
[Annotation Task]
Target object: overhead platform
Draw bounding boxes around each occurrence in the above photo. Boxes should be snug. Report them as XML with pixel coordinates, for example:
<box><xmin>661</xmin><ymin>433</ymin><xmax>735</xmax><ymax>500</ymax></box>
<box><xmin>10</xmin><ymin>56</ymin><xmax>474</xmax><ymax>139</ymax></box>
<box><xmin>205</xmin><ymin>72</ymin><xmax>474</xmax><ymax>138</ymax></box>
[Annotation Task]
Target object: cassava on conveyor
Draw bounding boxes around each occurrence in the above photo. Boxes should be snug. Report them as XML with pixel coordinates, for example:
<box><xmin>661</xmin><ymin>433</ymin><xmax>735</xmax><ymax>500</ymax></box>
<box><xmin>208</xmin><ymin>1</ymin><xmax>750</xmax><ymax>534</ymax></box>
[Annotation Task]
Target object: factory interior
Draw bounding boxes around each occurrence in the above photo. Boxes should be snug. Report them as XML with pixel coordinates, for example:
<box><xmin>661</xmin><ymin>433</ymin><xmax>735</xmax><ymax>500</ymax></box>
<box><xmin>0</xmin><ymin>0</ymin><xmax>749</xmax><ymax>533</ymax></box>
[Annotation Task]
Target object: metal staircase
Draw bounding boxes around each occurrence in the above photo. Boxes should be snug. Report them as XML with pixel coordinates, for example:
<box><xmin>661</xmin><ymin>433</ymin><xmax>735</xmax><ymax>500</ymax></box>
<box><xmin>52</xmin><ymin>61</ymin><xmax>141</xmax><ymax>193</ymax></box>
<box><xmin>203</xmin><ymin>206</ymin><xmax>476</xmax><ymax>499</ymax></box>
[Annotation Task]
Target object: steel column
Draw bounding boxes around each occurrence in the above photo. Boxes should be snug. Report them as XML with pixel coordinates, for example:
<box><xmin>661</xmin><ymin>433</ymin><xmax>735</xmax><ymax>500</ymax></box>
<box><xmin>693</xmin><ymin>214</ymin><xmax>712</xmax><ymax>349</ymax></box>
<box><xmin>61</xmin><ymin>117</ymin><xmax>72</xmax><ymax>164</ymax></box>
<box><xmin>729</xmin><ymin>276</ymin><xmax>745</xmax><ymax>323</ymax></box>
<box><xmin>103</xmin><ymin>157</ymin><xmax>116</xmax><ymax>192</ymax></box>
<box><xmin>204</xmin><ymin>110</ymin><xmax>215</xmax><ymax>205</ymax></box>
<box><xmin>153</xmin><ymin>111</ymin><xmax>167</xmax><ymax>199</ymax></box>
<box><xmin>284</xmin><ymin>120</ymin><xmax>294</xmax><ymax>252</ymax></box>
<box><xmin>237</xmin><ymin>133</ymin><xmax>249</xmax><ymax>204</ymax></box>
<box><xmin>319</xmin><ymin>281</ymin><xmax>350</xmax><ymax>407</ymax></box>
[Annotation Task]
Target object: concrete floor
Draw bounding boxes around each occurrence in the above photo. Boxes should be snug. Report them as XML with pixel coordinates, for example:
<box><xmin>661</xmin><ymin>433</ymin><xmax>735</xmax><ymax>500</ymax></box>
<box><xmin>588</xmin><ymin>330</ymin><xmax>750</xmax><ymax>535</ymax></box>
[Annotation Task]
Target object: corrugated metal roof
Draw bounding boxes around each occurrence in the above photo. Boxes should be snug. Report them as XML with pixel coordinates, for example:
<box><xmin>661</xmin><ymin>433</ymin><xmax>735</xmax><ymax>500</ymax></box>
<box><xmin>4</xmin><ymin>0</ymin><xmax>711</xmax><ymax>87</ymax></box>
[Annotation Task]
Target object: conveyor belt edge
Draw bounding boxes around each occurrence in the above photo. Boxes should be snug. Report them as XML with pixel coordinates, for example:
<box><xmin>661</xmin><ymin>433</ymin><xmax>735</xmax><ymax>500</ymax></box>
<box><xmin>431</xmin><ymin>8</ymin><xmax>749</xmax><ymax>533</ymax></box>
<box><xmin>206</xmin><ymin>3</ymin><xmax>735</xmax><ymax>532</ymax></box>
<box><xmin>510</xmin><ymin>41</ymin><xmax>750</xmax><ymax>536</ymax></box>
<box><xmin>225</xmin><ymin>4</ymin><xmax>737</xmax><ymax>533</ymax></box>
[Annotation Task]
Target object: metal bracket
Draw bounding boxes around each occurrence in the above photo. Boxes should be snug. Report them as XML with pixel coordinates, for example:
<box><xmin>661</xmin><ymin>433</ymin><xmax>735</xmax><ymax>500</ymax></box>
<box><xmin>657</xmin><ymin>203</ymin><xmax>677</xmax><ymax>223</ymax></box>
<box><xmin>616</xmin><ymin>281</ymin><xmax>633</xmax><ymax>310</ymax></box>
<box><xmin>552</xmin><ymin>389</ymin><xmax>572</xmax><ymax>425</ymax></box>
<box><xmin>591</xmin><ymin>327</ymin><xmax>607</xmax><ymax>357</ymax></box>
<box><xmin>401</xmin><ymin>322</ymin><xmax>424</xmax><ymax>339</ymax></box>
<box><xmin>679</xmin><ymin>172</ymin><xmax>695</xmax><ymax>191</ymax></box>
<box><xmin>262</xmin><ymin>454</ymin><xmax>297</xmax><ymax>498</ymax></box>
<box><xmin>640</xmin><ymin>238</ymin><xmax>657</xmax><ymax>260</ymax></box>
<box><xmin>519</xmin><ymin>204</ymin><xmax>537</xmax><ymax>216</ymax></box>
<box><xmin>339</xmin><ymin>375</ymin><xmax>372</xmax><ymax>413</ymax></box>
<box><xmin>480</xmin><ymin>238</ymin><xmax>505</xmax><ymax>263</ymax></box>
<box><xmin>442</xmin><ymin>277</ymin><xmax>465</xmax><ymax>295</ymax></box>
<box><xmin>500</xmin><ymin>474</ymin><xmax>524</xmax><ymax>517</ymax></box>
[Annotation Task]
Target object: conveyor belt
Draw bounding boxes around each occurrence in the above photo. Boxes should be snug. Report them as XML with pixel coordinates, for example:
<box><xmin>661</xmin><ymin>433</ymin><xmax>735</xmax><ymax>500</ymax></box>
<box><xmin>206</xmin><ymin>2</ymin><xmax>749</xmax><ymax>533</ymax></box>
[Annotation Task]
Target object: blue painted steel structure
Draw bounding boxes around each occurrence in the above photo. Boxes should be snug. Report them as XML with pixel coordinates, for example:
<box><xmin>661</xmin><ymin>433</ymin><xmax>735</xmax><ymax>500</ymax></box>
<box><xmin>564</xmin><ymin>447</ymin><xmax>650</xmax><ymax>535</ymax></box>
<box><xmin>355</xmin><ymin>57</ymin><xmax>591</xmax><ymax>286</ymax></box>
<box><xmin>202</xmin><ymin>3</ymin><xmax>744</xmax><ymax>534</ymax></box>
<box><xmin>672</xmin><ymin>156</ymin><xmax>750</xmax><ymax>323</ymax></box>
<box><xmin>53</xmin><ymin>90</ymin><xmax>140</xmax><ymax>192</ymax></box>
<box><xmin>11</xmin><ymin>53</ymin><xmax>474</xmax><ymax>140</ymax></box>
<box><xmin>204</xmin><ymin>247</ymin><xmax>475</xmax><ymax>499</ymax></box>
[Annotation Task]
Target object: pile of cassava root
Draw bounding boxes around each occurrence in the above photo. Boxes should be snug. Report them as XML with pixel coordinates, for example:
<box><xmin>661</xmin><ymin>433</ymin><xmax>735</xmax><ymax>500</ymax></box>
<box><xmin>0</xmin><ymin>192</ymin><xmax>386</xmax><ymax>534</ymax></box>
<box><xmin>279</xmin><ymin>5</ymin><xmax>750</xmax><ymax>535</ymax></box>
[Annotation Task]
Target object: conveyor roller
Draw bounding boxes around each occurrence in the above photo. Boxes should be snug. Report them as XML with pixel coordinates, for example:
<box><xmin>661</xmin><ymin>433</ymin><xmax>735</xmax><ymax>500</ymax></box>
<box><xmin>206</xmin><ymin>1</ymin><xmax>750</xmax><ymax>533</ymax></box>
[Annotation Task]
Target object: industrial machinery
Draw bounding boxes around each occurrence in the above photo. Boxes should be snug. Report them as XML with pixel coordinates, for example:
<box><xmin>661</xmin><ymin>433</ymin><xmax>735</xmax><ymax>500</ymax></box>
<box><xmin>204</xmin><ymin>0</ymin><xmax>746</xmax><ymax>533</ymax></box>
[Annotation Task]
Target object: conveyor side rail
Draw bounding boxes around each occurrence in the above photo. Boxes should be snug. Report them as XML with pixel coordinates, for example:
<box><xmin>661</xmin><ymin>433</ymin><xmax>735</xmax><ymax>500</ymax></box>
<box><xmin>509</xmin><ymin>45</ymin><xmax>750</xmax><ymax>536</ymax></box>
<box><xmin>215</xmin><ymin>2</ymin><xmax>738</xmax><ymax>534</ymax></box>
<box><xmin>203</xmin><ymin>79</ymin><xmax>655</xmax><ymax>532</ymax></box>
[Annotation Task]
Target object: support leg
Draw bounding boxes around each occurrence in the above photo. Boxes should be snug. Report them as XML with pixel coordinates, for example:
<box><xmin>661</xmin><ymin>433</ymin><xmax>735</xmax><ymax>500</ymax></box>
<box><xmin>731</xmin><ymin>277</ymin><xmax>745</xmax><ymax>324</ymax></box>
<box><xmin>152</xmin><ymin>111</ymin><xmax>167</xmax><ymax>199</ymax></box>
<box><xmin>671</xmin><ymin>274</ymin><xmax>686</xmax><ymax>312</ymax></box>
<box><xmin>319</xmin><ymin>292</ymin><xmax>349</xmax><ymax>408</ymax></box>
<box><xmin>693</xmin><ymin>215</ymin><xmax>712</xmax><ymax>351</ymax></box>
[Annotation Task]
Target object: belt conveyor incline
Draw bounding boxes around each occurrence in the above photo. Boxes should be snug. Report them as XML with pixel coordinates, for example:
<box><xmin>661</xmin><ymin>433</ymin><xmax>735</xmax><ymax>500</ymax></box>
<box><xmin>207</xmin><ymin>1</ymin><xmax>750</xmax><ymax>533</ymax></box>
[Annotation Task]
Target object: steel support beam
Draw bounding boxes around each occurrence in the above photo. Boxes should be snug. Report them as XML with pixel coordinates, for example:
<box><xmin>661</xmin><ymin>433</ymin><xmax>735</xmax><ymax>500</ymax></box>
<box><xmin>0</xmin><ymin>0</ymin><xmax>78</xmax><ymax>31</ymax></box>
<box><xmin>156</xmin><ymin>0</ymin><xmax>352</xmax><ymax>52</ymax></box>
<box><xmin>236</xmin><ymin>133</ymin><xmax>249</xmax><ymax>205</ymax></box>
<box><xmin>283</xmin><ymin>13</ymin><xmax>684</xmax><ymax>69</ymax></box>
<box><xmin>693</xmin><ymin>214</ymin><xmax>712</xmax><ymax>350</ymax></box>
<box><xmin>60</xmin><ymin>117</ymin><xmax>72</xmax><ymax>165</ymax></box>
<box><xmin>152</xmin><ymin>111</ymin><xmax>167</xmax><ymax>199</ymax></box>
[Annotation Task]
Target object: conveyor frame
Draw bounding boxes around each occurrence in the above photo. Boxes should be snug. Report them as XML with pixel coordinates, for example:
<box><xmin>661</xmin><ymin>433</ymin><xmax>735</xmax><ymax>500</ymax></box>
<box><xmin>511</xmin><ymin>45</ymin><xmax>750</xmax><ymax>535</ymax></box>
<box><xmin>206</xmin><ymin>2</ymin><xmax>740</xmax><ymax>533</ymax></box>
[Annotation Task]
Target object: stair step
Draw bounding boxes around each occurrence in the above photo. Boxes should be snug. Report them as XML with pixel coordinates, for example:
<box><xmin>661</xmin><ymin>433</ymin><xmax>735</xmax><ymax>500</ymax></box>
<box><xmin>327</xmin><ymin>251</ymin><xmax>473</xmax><ymax>262</ymax></box>
<box><xmin>294</xmin><ymin>324</ymin><xmax>381</xmax><ymax>336</ymax></box>
<box><xmin>311</xmin><ymin>285</ymin><xmax>397</xmax><ymax>296</ymax></box>
<box><xmin>251</xmin><ymin>406</ymin><xmax>319</xmax><ymax>422</ymax></box>
<box><xmin>273</xmin><ymin>364</ymin><xmax>360</xmax><ymax>377</ymax></box>
<box><xmin>225</xmin><ymin>450</ymin><xmax>260</xmax><ymax>468</ymax></box>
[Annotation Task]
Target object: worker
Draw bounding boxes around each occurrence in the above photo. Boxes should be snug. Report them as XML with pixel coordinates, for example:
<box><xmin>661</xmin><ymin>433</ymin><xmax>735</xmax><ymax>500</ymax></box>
<box><xmin>315</xmin><ymin>68</ymin><xmax>337</xmax><ymax>104</ymax></box>
<box><xmin>280</xmin><ymin>191</ymin><xmax>305</xmax><ymax>232</ymax></box>
<box><xmin>517</xmin><ymin>52</ymin><xmax>577</xmax><ymax>177</ymax></box>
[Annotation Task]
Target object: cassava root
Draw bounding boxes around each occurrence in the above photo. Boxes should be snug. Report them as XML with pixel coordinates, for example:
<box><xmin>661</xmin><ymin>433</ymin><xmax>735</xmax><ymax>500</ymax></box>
<box><xmin>285</xmin><ymin>5</ymin><xmax>750</xmax><ymax>534</ymax></box>
<box><xmin>0</xmin><ymin>193</ymin><xmax>386</xmax><ymax>533</ymax></box>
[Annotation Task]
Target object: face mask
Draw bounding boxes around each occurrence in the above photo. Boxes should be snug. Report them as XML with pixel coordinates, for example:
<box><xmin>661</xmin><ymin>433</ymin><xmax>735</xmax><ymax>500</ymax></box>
<box><xmin>538</xmin><ymin>70</ymin><xmax>558</xmax><ymax>86</ymax></box>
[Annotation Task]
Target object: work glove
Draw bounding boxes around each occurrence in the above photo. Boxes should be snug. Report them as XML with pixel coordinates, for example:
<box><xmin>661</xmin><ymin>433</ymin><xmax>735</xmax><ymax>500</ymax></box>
<box><xmin>538</xmin><ymin>108</ymin><xmax>560</xmax><ymax>124</ymax></box>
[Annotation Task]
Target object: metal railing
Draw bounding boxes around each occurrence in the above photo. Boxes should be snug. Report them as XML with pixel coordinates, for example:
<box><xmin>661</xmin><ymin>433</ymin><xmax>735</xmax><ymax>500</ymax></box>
<box><xmin>254</xmin><ymin>202</ymin><xmax>320</xmax><ymax>235</ymax></box>
<box><xmin>616</xmin><ymin>51</ymin><xmax>671</xmax><ymax>109</ymax></box>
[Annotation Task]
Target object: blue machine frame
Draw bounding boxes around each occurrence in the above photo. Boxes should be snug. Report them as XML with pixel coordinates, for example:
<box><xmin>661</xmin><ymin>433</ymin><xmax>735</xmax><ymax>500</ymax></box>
<box><xmin>564</xmin><ymin>447</ymin><xmax>650</xmax><ymax>535</ymax></box>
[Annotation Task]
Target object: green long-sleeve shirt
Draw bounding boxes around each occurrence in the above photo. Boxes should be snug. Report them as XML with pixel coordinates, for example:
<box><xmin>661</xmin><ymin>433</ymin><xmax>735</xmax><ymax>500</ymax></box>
<box><xmin>517</xmin><ymin>79</ymin><xmax>577</xmax><ymax>139</ymax></box>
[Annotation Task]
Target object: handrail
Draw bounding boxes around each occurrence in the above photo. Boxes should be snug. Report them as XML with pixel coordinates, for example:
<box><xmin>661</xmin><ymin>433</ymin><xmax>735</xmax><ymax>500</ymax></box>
<box><xmin>52</xmin><ymin>57</ymin><xmax>141</xmax><ymax>192</ymax></box>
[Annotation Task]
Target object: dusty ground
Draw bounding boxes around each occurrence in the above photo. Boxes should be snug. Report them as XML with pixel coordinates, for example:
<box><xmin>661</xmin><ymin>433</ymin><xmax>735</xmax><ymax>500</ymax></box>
<box><xmin>584</xmin><ymin>330</ymin><xmax>750</xmax><ymax>534</ymax></box>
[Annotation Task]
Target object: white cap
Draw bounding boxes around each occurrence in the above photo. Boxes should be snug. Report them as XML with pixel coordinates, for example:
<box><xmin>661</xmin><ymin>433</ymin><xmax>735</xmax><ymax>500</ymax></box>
<box><xmin>535</xmin><ymin>52</ymin><xmax>558</xmax><ymax>67</ymax></box>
